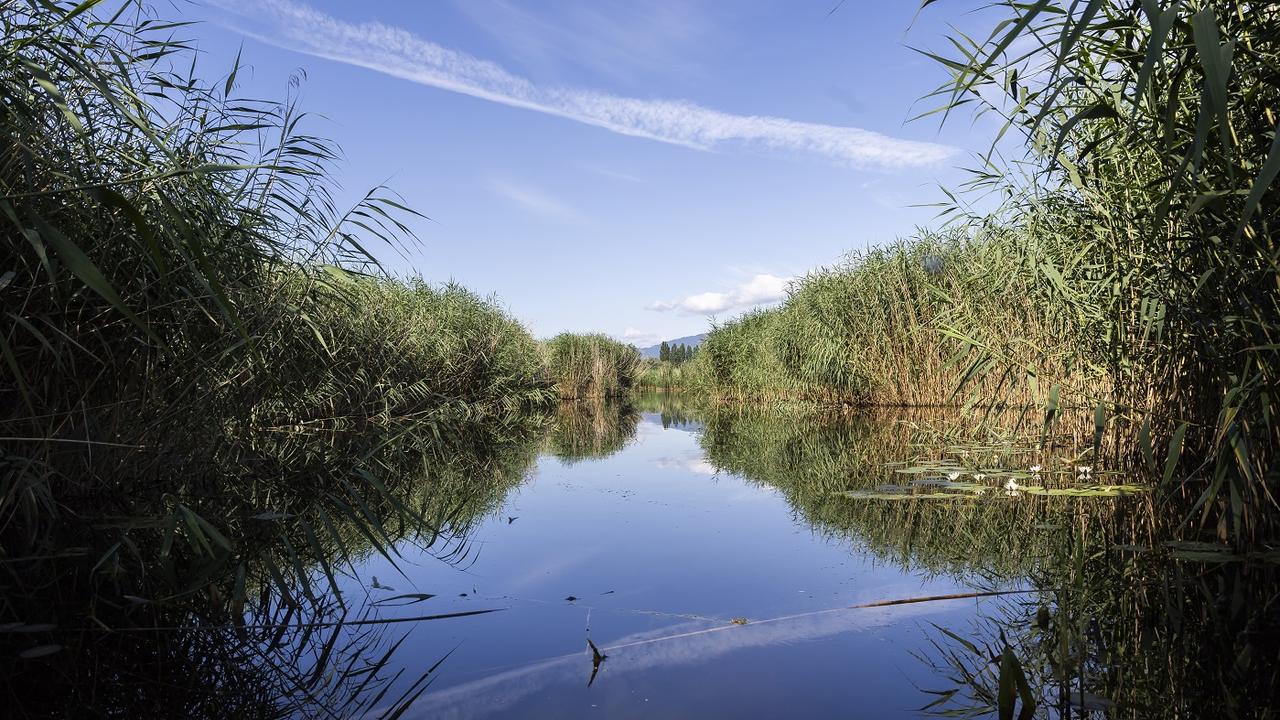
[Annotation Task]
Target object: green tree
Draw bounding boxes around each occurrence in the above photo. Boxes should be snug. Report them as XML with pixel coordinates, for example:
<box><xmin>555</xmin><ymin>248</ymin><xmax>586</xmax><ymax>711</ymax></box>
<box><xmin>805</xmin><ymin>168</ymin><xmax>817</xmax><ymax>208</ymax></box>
<box><xmin>659</xmin><ymin>340</ymin><xmax>670</xmax><ymax>362</ymax></box>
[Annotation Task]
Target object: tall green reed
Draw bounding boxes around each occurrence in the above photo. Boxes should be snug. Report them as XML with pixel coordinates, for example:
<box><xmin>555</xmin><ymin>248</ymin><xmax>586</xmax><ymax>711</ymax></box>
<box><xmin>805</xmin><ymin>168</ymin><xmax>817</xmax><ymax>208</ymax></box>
<box><xmin>917</xmin><ymin>0</ymin><xmax>1279</xmax><ymax>546</ymax></box>
<box><xmin>542</xmin><ymin>332</ymin><xmax>641</xmax><ymax>399</ymax></box>
<box><xmin>694</xmin><ymin>229</ymin><xmax>1109</xmax><ymax>407</ymax></box>
<box><xmin>0</xmin><ymin>2</ymin><xmax>554</xmax><ymax>710</ymax></box>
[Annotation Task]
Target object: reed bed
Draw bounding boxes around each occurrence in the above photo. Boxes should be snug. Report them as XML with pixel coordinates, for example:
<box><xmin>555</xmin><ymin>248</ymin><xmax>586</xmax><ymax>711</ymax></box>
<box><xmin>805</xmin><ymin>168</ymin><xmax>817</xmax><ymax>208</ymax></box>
<box><xmin>694</xmin><ymin>1</ymin><xmax>1279</xmax><ymax>548</ymax></box>
<box><xmin>244</xmin><ymin>272</ymin><xmax>555</xmax><ymax>433</ymax></box>
<box><xmin>693</xmin><ymin>229</ymin><xmax>1112</xmax><ymax>407</ymax></box>
<box><xmin>913</xmin><ymin>0</ymin><xmax>1280</xmax><ymax>547</ymax></box>
<box><xmin>698</xmin><ymin>308</ymin><xmax>814</xmax><ymax>400</ymax></box>
<box><xmin>542</xmin><ymin>333</ymin><xmax>641</xmax><ymax>399</ymax></box>
<box><xmin>634</xmin><ymin>358</ymin><xmax>706</xmax><ymax>392</ymax></box>
<box><xmin>0</xmin><ymin>2</ymin><xmax>554</xmax><ymax>712</ymax></box>
<box><xmin>3</xmin><ymin>0</ymin><xmax>1277</xmax><ymax>712</ymax></box>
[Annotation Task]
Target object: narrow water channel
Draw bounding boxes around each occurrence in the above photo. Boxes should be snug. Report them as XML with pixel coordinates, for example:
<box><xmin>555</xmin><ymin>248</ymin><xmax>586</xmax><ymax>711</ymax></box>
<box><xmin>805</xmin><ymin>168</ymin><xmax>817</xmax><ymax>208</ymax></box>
<box><xmin>340</xmin><ymin>400</ymin><xmax>1018</xmax><ymax>718</ymax></box>
<box><xmin>8</xmin><ymin>394</ymin><xmax>1271</xmax><ymax>717</ymax></box>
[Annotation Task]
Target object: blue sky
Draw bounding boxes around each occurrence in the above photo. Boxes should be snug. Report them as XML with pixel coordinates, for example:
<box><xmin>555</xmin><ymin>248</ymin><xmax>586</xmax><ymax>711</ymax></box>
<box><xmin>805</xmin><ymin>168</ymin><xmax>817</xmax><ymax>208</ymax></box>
<box><xmin>186</xmin><ymin>0</ymin><xmax>996</xmax><ymax>346</ymax></box>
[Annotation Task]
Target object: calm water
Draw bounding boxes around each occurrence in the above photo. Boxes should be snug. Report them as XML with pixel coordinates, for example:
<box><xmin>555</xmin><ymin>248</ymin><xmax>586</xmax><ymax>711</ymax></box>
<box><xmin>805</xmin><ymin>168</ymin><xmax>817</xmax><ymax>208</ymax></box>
<box><xmin>338</xmin><ymin>403</ymin><xmax>1011</xmax><ymax>719</ymax></box>
<box><xmin>14</xmin><ymin>396</ymin><xmax>1272</xmax><ymax>717</ymax></box>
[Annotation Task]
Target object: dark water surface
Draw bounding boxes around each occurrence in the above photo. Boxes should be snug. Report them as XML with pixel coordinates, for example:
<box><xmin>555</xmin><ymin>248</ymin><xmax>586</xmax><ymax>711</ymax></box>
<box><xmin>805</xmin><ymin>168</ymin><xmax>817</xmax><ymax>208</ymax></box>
<box><xmin>340</xmin><ymin>404</ymin><xmax>1007</xmax><ymax>719</ymax></box>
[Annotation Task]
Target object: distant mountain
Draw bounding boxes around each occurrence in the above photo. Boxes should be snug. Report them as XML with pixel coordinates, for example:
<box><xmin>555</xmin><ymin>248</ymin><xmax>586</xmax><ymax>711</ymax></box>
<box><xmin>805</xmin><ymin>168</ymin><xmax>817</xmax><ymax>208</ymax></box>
<box><xmin>639</xmin><ymin>333</ymin><xmax>707</xmax><ymax>359</ymax></box>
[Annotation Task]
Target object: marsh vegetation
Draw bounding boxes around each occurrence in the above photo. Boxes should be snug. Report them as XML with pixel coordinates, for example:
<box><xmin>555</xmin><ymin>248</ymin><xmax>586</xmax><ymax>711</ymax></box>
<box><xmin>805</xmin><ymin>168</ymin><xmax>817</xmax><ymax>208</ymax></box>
<box><xmin>2</xmin><ymin>0</ymin><xmax>1277</xmax><ymax>718</ymax></box>
<box><xmin>664</xmin><ymin>0</ymin><xmax>1280</xmax><ymax>553</ymax></box>
<box><xmin>542</xmin><ymin>333</ymin><xmax>642</xmax><ymax>400</ymax></box>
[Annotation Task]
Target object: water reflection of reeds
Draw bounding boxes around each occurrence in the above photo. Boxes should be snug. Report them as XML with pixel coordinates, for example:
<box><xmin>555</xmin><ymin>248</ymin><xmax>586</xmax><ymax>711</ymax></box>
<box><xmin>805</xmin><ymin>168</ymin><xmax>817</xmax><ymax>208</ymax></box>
<box><xmin>543</xmin><ymin>399</ymin><xmax>641</xmax><ymax>464</ymax></box>
<box><xmin>3</xmin><ymin>413</ymin><xmax>548</xmax><ymax>716</ymax></box>
<box><xmin>651</xmin><ymin>397</ymin><xmax>1277</xmax><ymax>718</ymax></box>
<box><xmin>694</xmin><ymin>403</ymin><xmax>1132</xmax><ymax>579</ymax></box>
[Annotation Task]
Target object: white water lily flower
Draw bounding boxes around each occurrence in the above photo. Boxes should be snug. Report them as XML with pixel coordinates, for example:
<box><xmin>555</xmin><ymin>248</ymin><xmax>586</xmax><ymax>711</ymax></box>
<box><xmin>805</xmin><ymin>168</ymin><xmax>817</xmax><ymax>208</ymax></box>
<box><xmin>1029</xmin><ymin>465</ymin><xmax>1042</xmax><ymax>473</ymax></box>
<box><xmin>1076</xmin><ymin>465</ymin><xmax>1093</xmax><ymax>475</ymax></box>
<box><xmin>947</xmin><ymin>471</ymin><xmax>961</xmax><ymax>481</ymax></box>
<box><xmin>1003</xmin><ymin>479</ymin><xmax>1021</xmax><ymax>491</ymax></box>
<box><xmin>973</xmin><ymin>473</ymin><xmax>987</xmax><ymax>481</ymax></box>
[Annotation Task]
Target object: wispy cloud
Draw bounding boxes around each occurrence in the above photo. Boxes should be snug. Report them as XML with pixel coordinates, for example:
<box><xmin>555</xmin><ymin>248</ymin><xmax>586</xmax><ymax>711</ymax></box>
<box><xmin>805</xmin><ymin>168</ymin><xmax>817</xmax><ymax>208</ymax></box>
<box><xmin>650</xmin><ymin>273</ymin><xmax>792</xmax><ymax>316</ymax></box>
<box><xmin>451</xmin><ymin>0</ymin><xmax>717</xmax><ymax>84</ymax></box>
<box><xmin>585</xmin><ymin>166</ymin><xmax>645</xmax><ymax>183</ymax></box>
<box><xmin>488</xmin><ymin>179</ymin><xmax>581</xmax><ymax>222</ymax></box>
<box><xmin>211</xmin><ymin>0</ymin><xmax>957</xmax><ymax>169</ymax></box>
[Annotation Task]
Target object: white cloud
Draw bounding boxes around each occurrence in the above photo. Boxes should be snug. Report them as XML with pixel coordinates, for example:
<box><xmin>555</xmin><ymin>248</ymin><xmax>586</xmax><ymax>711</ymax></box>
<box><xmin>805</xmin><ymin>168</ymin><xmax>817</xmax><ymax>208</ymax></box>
<box><xmin>211</xmin><ymin>0</ymin><xmax>958</xmax><ymax>169</ymax></box>
<box><xmin>650</xmin><ymin>273</ymin><xmax>792</xmax><ymax>316</ymax></box>
<box><xmin>621</xmin><ymin>327</ymin><xmax>663</xmax><ymax>348</ymax></box>
<box><xmin>488</xmin><ymin>179</ymin><xmax>581</xmax><ymax>222</ymax></box>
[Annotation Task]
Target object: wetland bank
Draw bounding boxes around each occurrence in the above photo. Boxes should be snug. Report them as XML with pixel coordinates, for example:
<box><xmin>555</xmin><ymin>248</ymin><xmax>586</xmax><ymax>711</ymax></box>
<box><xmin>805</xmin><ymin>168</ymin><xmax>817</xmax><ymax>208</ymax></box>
<box><xmin>3</xmin><ymin>1</ymin><xmax>1278</xmax><ymax>718</ymax></box>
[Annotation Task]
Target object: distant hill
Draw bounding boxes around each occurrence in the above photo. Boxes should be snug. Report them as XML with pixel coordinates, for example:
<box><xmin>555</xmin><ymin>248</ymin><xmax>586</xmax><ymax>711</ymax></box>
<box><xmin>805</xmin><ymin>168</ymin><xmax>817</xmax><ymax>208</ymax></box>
<box><xmin>639</xmin><ymin>333</ymin><xmax>707</xmax><ymax>359</ymax></box>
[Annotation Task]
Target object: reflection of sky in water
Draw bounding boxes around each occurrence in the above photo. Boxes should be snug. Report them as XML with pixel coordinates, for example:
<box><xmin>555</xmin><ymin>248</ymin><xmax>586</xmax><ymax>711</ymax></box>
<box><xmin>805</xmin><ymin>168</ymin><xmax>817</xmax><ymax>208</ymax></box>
<box><xmin>345</xmin><ymin>411</ymin><xmax>990</xmax><ymax>719</ymax></box>
<box><xmin>400</xmin><ymin>597</ymin><xmax>985</xmax><ymax>719</ymax></box>
<box><xmin>654</xmin><ymin>452</ymin><xmax>718</xmax><ymax>476</ymax></box>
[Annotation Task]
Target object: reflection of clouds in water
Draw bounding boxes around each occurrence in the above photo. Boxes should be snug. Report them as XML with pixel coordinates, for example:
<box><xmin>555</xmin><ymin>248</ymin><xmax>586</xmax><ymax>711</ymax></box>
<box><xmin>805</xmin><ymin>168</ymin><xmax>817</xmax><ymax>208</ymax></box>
<box><xmin>634</xmin><ymin>419</ymin><xmax>665</xmax><ymax>438</ymax></box>
<box><xmin>654</xmin><ymin>452</ymin><xmax>718</xmax><ymax>476</ymax></box>
<box><xmin>686</xmin><ymin>458</ymin><xmax>718</xmax><ymax>475</ymax></box>
<box><xmin>396</xmin><ymin>596</ymin><xmax>954</xmax><ymax>719</ymax></box>
<box><xmin>501</xmin><ymin>545</ymin><xmax>606</xmax><ymax>592</ymax></box>
<box><xmin>724</xmin><ymin>485</ymin><xmax>778</xmax><ymax>503</ymax></box>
